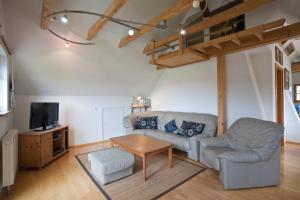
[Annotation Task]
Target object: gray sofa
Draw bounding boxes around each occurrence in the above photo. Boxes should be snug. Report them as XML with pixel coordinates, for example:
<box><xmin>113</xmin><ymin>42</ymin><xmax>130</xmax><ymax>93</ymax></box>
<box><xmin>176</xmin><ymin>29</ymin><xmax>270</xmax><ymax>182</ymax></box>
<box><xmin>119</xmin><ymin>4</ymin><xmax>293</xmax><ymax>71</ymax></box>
<box><xmin>124</xmin><ymin>111</ymin><xmax>217</xmax><ymax>161</ymax></box>
<box><xmin>200</xmin><ymin>118</ymin><xmax>284</xmax><ymax>189</ymax></box>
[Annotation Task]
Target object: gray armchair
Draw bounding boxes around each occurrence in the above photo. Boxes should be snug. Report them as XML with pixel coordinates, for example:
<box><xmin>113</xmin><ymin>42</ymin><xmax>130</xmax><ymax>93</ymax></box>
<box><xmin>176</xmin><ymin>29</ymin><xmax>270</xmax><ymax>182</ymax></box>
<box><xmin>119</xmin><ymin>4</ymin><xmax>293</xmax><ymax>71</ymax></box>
<box><xmin>200</xmin><ymin>118</ymin><xmax>284</xmax><ymax>190</ymax></box>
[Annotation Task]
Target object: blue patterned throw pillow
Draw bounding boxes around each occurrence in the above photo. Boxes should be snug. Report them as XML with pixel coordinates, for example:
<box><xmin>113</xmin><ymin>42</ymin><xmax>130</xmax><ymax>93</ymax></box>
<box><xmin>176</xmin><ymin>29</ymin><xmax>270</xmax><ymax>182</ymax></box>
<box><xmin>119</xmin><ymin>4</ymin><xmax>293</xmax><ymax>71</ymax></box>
<box><xmin>135</xmin><ymin>116</ymin><xmax>158</xmax><ymax>129</ymax></box>
<box><xmin>177</xmin><ymin>121</ymin><xmax>205</xmax><ymax>137</ymax></box>
<box><xmin>164</xmin><ymin>119</ymin><xmax>178</xmax><ymax>133</ymax></box>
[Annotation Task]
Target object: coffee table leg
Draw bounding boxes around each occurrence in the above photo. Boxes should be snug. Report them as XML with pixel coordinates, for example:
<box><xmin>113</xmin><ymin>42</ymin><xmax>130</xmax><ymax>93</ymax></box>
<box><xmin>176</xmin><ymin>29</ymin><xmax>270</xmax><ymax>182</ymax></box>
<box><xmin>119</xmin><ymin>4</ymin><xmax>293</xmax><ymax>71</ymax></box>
<box><xmin>143</xmin><ymin>156</ymin><xmax>147</xmax><ymax>180</ymax></box>
<box><xmin>168</xmin><ymin>147</ymin><xmax>173</xmax><ymax>168</ymax></box>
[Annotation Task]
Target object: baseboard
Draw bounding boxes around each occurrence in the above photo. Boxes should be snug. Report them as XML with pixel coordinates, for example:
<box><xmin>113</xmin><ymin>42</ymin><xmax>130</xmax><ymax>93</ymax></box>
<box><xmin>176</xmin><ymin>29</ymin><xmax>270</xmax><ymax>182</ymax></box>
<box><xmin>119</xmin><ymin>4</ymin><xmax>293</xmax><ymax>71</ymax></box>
<box><xmin>286</xmin><ymin>141</ymin><xmax>300</xmax><ymax>145</ymax></box>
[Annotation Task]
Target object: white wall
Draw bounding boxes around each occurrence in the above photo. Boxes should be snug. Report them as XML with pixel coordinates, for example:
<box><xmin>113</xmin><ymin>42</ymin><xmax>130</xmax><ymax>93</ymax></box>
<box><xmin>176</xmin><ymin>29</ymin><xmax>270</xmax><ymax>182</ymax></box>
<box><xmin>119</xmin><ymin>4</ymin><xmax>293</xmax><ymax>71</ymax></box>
<box><xmin>284</xmin><ymin>91</ymin><xmax>300</xmax><ymax>143</ymax></box>
<box><xmin>150</xmin><ymin>59</ymin><xmax>217</xmax><ymax>115</ymax></box>
<box><xmin>151</xmin><ymin>51</ymin><xmax>273</xmax><ymax>127</ymax></box>
<box><xmin>2</xmin><ymin>0</ymin><xmax>168</xmax><ymax>96</ymax></box>
<box><xmin>250</xmin><ymin>51</ymin><xmax>273</xmax><ymax>121</ymax></box>
<box><xmin>14</xmin><ymin>95</ymin><xmax>132</xmax><ymax>146</ymax></box>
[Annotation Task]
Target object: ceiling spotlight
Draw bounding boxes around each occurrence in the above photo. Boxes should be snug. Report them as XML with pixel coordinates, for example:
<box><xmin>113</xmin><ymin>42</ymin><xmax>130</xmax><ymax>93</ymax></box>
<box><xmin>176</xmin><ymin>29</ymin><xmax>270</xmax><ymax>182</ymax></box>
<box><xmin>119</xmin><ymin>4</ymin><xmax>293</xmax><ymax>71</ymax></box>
<box><xmin>193</xmin><ymin>0</ymin><xmax>200</xmax><ymax>8</ymax></box>
<box><xmin>61</xmin><ymin>14</ymin><xmax>69</xmax><ymax>23</ymax></box>
<box><xmin>128</xmin><ymin>29</ymin><xmax>135</xmax><ymax>36</ymax></box>
<box><xmin>159</xmin><ymin>20</ymin><xmax>167</xmax><ymax>27</ymax></box>
<box><xmin>65</xmin><ymin>42</ymin><xmax>70</xmax><ymax>47</ymax></box>
<box><xmin>180</xmin><ymin>28</ymin><xmax>186</xmax><ymax>35</ymax></box>
<box><xmin>51</xmin><ymin>16</ymin><xmax>56</xmax><ymax>21</ymax></box>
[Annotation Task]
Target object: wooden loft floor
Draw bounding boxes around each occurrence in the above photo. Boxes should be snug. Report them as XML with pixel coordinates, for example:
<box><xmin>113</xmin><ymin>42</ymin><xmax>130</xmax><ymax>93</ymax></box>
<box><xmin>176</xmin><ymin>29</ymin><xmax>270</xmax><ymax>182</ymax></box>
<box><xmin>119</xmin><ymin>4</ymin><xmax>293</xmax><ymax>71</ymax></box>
<box><xmin>146</xmin><ymin>19</ymin><xmax>300</xmax><ymax>70</ymax></box>
<box><xmin>3</xmin><ymin>141</ymin><xmax>300</xmax><ymax>200</ymax></box>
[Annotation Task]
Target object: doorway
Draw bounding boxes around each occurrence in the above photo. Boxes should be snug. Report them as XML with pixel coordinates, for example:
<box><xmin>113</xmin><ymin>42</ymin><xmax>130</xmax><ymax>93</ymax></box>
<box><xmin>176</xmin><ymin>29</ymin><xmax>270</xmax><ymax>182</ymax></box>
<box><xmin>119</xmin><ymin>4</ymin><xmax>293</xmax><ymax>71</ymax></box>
<box><xmin>275</xmin><ymin>64</ymin><xmax>284</xmax><ymax>145</ymax></box>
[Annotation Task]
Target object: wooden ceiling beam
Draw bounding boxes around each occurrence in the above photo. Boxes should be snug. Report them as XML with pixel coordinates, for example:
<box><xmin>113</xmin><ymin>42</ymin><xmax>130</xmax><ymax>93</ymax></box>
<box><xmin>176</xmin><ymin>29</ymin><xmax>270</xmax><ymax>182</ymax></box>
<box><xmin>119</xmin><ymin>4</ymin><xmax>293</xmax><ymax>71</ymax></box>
<box><xmin>150</xmin><ymin>19</ymin><xmax>296</xmax><ymax>69</ymax></box>
<box><xmin>231</xmin><ymin>37</ymin><xmax>241</xmax><ymax>46</ymax></box>
<box><xmin>118</xmin><ymin>0</ymin><xmax>192</xmax><ymax>48</ymax></box>
<box><xmin>144</xmin><ymin>0</ymin><xmax>273</xmax><ymax>54</ymax></box>
<box><xmin>254</xmin><ymin>32</ymin><xmax>264</xmax><ymax>40</ymax></box>
<box><xmin>87</xmin><ymin>0</ymin><xmax>128</xmax><ymax>40</ymax></box>
<box><xmin>214</xmin><ymin>44</ymin><xmax>223</xmax><ymax>50</ymax></box>
<box><xmin>203</xmin><ymin>21</ymin><xmax>300</xmax><ymax>57</ymax></box>
<box><xmin>41</xmin><ymin>0</ymin><xmax>52</xmax><ymax>29</ymax></box>
<box><xmin>191</xmin><ymin>19</ymin><xmax>285</xmax><ymax>50</ymax></box>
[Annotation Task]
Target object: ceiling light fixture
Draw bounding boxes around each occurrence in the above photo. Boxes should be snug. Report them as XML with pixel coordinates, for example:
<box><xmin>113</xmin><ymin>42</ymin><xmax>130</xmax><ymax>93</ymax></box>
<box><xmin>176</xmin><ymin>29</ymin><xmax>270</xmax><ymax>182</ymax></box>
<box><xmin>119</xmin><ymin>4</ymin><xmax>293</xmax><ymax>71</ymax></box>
<box><xmin>51</xmin><ymin>16</ymin><xmax>56</xmax><ymax>21</ymax></box>
<box><xmin>192</xmin><ymin>0</ymin><xmax>200</xmax><ymax>8</ymax></box>
<box><xmin>128</xmin><ymin>29</ymin><xmax>135</xmax><ymax>36</ymax></box>
<box><xmin>180</xmin><ymin>28</ymin><xmax>186</xmax><ymax>35</ymax></box>
<box><xmin>61</xmin><ymin>14</ymin><xmax>69</xmax><ymax>23</ymax></box>
<box><xmin>65</xmin><ymin>42</ymin><xmax>70</xmax><ymax>47</ymax></box>
<box><xmin>46</xmin><ymin>10</ymin><xmax>169</xmax><ymax>46</ymax></box>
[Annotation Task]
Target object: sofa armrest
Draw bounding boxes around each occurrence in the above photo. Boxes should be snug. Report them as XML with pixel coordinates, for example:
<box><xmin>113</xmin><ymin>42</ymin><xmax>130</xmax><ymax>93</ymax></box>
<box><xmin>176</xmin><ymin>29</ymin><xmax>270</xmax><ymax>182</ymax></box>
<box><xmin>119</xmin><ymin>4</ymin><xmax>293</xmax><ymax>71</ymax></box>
<box><xmin>200</xmin><ymin>136</ymin><xmax>229</xmax><ymax>148</ymax></box>
<box><xmin>124</xmin><ymin>115</ymin><xmax>135</xmax><ymax>134</ymax></box>
<box><xmin>188</xmin><ymin>133</ymin><xmax>211</xmax><ymax>142</ymax></box>
<box><xmin>218</xmin><ymin>150</ymin><xmax>261</xmax><ymax>163</ymax></box>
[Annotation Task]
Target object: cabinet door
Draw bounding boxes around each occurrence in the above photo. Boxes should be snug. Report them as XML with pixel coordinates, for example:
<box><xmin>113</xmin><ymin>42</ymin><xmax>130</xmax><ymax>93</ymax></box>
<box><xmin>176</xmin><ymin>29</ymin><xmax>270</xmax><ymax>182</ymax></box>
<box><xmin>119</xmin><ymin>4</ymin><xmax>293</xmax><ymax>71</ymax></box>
<box><xmin>19</xmin><ymin>135</ymin><xmax>41</xmax><ymax>167</ymax></box>
<box><xmin>41</xmin><ymin>133</ymin><xmax>53</xmax><ymax>166</ymax></box>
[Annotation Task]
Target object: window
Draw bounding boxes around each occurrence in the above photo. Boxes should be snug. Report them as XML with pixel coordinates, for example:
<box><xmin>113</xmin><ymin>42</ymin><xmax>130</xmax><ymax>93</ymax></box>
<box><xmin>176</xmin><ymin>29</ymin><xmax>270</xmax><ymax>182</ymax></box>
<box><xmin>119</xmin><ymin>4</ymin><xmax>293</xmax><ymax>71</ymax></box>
<box><xmin>0</xmin><ymin>41</ymin><xmax>9</xmax><ymax>115</ymax></box>
<box><xmin>294</xmin><ymin>84</ymin><xmax>300</xmax><ymax>103</ymax></box>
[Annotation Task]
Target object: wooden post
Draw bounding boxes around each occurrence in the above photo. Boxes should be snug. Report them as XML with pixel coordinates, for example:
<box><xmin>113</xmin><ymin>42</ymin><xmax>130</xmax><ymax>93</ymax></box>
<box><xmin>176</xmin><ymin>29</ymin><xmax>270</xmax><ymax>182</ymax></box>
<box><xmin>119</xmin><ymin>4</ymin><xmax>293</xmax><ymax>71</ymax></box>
<box><xmin>217</xmin><ymin>55</ymin><xmax>226</xmax><ymax>135</ymax></box>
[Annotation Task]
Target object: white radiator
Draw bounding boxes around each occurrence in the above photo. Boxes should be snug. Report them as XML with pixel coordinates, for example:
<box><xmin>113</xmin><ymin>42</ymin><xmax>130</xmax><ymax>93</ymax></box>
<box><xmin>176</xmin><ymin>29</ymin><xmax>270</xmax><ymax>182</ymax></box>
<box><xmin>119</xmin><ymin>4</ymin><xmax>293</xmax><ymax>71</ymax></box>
<box><xmin>2</xmin><ymin>129</ymin><xmax>18</xmax><ymax>189</ymax></box>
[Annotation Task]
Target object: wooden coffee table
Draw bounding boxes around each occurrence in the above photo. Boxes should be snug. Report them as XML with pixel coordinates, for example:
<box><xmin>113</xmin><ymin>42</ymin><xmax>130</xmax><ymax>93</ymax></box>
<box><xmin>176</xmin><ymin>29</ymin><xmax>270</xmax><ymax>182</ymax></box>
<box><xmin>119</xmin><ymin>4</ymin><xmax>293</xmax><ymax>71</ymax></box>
<box><xmin>110</xmin><ymin>134</ymin><xmax>173</xmax><ymax>180</ymax></box>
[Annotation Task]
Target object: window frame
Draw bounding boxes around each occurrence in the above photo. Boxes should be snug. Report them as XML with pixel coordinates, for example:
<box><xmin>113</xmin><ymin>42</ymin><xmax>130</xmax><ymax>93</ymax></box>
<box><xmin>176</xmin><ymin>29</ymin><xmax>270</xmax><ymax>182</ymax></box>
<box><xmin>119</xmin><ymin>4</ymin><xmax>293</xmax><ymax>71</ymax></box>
<box><xmin>294</xmin><ymin>84</ymin><xmax>300</xmax><ymax>103</ymax></box>
<box><xmin>0</xmin><ymin>37</ymin><xmax>10</xmax><ymax>116</ymax></box>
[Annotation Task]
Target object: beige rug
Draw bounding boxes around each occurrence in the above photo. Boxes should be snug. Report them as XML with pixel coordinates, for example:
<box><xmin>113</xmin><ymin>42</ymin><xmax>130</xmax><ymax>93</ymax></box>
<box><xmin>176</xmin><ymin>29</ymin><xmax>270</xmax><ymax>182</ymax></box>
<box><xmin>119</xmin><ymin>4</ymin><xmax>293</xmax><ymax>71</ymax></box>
<box><xmin>76</xmin><ymin>148</ymin><xmax>205</xmax><ymax>200</ymax></box>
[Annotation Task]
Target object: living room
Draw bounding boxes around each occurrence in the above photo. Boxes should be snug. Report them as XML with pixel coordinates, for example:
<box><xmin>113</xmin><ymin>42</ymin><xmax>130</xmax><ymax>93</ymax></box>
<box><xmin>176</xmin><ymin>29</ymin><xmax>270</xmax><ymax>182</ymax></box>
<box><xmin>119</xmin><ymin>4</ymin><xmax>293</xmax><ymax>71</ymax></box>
<box><xmin>0</xmin><ymin>0</ymin><xmax>300</xmax><ymax>199</ymax></box>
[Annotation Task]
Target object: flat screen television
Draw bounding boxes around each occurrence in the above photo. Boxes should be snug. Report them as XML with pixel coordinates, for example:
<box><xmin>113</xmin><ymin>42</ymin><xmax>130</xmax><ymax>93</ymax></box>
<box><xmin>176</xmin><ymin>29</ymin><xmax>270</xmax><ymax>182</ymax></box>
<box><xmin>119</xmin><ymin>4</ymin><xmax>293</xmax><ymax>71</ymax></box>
<box><xmin>29</xmin><ymin>102</ymin><xmax>59</xmax><ymax>130</ymax></box>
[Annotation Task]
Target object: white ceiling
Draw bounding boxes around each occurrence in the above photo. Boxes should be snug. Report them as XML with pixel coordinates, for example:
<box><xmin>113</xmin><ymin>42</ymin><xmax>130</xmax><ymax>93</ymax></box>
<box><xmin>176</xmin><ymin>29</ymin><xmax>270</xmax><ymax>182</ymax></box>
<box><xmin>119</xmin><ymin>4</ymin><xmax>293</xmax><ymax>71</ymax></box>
<box><xmin>2</xmin><ymin>0</ymin><xmax>300</xmax><ymax>96</ymax></box>
<box><xmin>2</xmin><ymin>0</ymin><xmax>186</xmax><ymax>96</ymax></box>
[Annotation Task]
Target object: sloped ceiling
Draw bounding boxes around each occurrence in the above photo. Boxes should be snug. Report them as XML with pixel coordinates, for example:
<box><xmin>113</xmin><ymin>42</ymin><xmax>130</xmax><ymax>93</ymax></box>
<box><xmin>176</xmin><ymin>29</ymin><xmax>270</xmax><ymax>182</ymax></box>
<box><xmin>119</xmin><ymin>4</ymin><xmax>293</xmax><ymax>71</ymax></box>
<box><xmin>2</xmin><ymin>0</ymin><xmax>184</xmax><ymax>96</ymax></box>
<box><xmin>3</xmin><ymin>0</ymin><xmax>300</xmax><ymax>97</ymax></box>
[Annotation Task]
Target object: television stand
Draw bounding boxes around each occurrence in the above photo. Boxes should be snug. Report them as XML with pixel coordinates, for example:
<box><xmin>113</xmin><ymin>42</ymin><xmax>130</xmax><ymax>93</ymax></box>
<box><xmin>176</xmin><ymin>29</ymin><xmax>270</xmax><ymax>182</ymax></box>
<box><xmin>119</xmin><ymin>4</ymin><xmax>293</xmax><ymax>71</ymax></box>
<box><xmin>19</xmin><ymin>125</ymin><xmax>69</xmax><ymax>168</ymax></box>
<box><xmin>32</xmin><ymin>124</ymin><xmax>61</xmax><ymax>131</ymax></box>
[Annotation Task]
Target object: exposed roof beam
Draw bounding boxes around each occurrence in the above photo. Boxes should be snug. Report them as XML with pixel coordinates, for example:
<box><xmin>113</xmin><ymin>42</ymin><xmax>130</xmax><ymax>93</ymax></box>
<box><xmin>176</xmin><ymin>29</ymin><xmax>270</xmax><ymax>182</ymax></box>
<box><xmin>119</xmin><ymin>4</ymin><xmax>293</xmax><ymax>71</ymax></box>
<box><xmin>87</xmin><ymin>0</ymin><xmax>128</xmax><ymax>40</ymax></box>
<box><xmin>197</xmin><ymin>21</ymin><xmax>300</xmax><ymax>57</ymax></box>
<box><xmin>191</xmin><ymin>19</ymin><xmax>285</xmax><ymax>50</ymax></box>
<box><xmin>214</xmin><ymin>43</ymin><xmax>223</xmax><ymax>50</ymax></box>
<box><xmin>118</xmin><ymin>0</ymin><xmax>192</xmax><ymax>48</ymax></box>
<box><xmin>231</xmin><ymin>36</ymin><xmax>241</xmax><ymax>46</ymax></box>
<box><xmin>254</xmin><ymin>32</ymin><xmax>264</xmax><ymax>40</ymax></box>
<box><xmin>41</xmin><ymin>0</ymin><xmax>52</xmax><ymax>29</ymax></box>
<box><xmin>144</xmin><ymin>0</ymin><xmax>273</xmax><ymax>54</ymax></box>
<box><xmin>151</xmin><ymin>19</ymin><xmax>290</xmax><ymax>69</ymax></box>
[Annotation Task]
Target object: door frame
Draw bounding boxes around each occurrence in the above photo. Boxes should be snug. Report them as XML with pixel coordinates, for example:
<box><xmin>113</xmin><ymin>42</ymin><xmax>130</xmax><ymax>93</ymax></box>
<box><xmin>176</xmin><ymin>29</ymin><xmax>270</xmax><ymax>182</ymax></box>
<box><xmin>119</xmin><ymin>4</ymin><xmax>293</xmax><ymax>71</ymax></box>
<box><xmin>275</xmin><ymin>63</ymin><xmax>284</xmax><ymax>145</ymax></box>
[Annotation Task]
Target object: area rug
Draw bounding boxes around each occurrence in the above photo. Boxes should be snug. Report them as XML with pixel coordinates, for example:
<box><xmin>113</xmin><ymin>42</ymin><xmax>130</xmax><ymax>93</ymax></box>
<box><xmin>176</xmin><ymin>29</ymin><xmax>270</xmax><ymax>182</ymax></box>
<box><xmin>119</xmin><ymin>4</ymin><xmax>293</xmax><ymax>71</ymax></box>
<box><xmin>76</xmin><ymin>148</ymin><xmax>205</xmax><ymax>200</ymax></box>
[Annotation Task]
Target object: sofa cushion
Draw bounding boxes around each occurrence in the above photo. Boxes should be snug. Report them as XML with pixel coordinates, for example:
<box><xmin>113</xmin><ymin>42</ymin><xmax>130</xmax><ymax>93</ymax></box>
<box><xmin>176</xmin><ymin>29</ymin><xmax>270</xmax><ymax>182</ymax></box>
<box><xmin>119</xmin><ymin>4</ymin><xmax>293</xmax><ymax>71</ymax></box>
<box><xmin>203</xmin><ymin>147</ymin><xmax>233</xmax><ymax>171</ymax></box>
<box><xmin>177</xmin><ymin>121</ymin><xmax>205</xmax><ymax>137</ymax></box>
<box><xmin>135</xmin><ymin>116</ymin><xmax>158</xmax><ymax>130</ymax></box>
<box><xmin>129</xmin><ymin>111</ymin><xmax>217</xmax><ymax>137</ymax></box>
<box><xmin>164</xmin><ymin>119</ymin><xmax>178</xmax><ymax>133</ymax></box>
<box><xmin>144</xmin><ymin>129</ymin><xmax>165</xmax><ymax>140</ymax></box>
<box><xmin>144</xmin><ymin>130</ymin><xmax>191</xmax><ymax>151</ymax></box>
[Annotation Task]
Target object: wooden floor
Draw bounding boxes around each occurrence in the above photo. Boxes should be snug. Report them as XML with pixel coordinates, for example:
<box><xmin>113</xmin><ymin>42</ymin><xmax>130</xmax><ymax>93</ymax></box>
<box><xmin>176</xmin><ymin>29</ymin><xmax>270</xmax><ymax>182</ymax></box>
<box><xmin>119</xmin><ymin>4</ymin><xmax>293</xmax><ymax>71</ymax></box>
<box><xmin>2</xmin><ymin>142</ymin><xmax>300</xmax><ymax>200</ymax></box>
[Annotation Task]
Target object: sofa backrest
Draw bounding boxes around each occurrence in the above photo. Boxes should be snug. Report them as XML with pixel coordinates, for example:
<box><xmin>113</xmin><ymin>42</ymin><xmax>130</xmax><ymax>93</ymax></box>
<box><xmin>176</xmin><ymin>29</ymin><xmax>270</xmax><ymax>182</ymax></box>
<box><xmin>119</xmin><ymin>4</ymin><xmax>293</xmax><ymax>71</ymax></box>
<box><xmin>226</xmin><ymin>118</ymin><xmax>284</xmax><ymax>160</ymax></box>
<box><xmin>129</xmin><ymin>111</ymin><xmax>217</xmax><ymax>137</ymax></box>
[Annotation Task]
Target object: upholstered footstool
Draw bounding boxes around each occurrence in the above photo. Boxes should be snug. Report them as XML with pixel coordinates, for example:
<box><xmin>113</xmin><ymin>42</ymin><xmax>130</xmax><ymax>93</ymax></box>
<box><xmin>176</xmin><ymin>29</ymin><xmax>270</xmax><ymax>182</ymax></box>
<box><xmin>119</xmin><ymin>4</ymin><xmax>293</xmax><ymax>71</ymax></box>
<box><xmin>88</xmin><ymin>148</ymin><xmax>135</xmax><ymax>185</ymax></box>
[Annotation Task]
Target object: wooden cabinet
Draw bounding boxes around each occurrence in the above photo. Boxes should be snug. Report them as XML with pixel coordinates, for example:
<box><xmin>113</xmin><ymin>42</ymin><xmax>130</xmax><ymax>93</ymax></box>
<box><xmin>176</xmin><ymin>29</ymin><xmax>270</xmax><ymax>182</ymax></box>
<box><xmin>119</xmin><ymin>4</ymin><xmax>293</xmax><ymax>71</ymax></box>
<box><xmin>41</xmin><ymin>133</ymin><xmax>53</xmax><ymax>166</ymax></box>
<box><xmin>19</xmin><ymin>125</ymin><xmax>69</xmax><ymax>168</ymax></box>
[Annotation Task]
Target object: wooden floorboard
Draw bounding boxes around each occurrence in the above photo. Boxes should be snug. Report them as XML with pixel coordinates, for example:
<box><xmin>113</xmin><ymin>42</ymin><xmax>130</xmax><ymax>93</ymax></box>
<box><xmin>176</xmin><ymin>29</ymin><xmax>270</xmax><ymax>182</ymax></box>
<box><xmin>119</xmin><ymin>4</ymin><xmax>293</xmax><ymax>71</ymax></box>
<box><xmin>2</xmin><ymin>142</ymin><xmax>300</xmax><ymax>200</ymax></box>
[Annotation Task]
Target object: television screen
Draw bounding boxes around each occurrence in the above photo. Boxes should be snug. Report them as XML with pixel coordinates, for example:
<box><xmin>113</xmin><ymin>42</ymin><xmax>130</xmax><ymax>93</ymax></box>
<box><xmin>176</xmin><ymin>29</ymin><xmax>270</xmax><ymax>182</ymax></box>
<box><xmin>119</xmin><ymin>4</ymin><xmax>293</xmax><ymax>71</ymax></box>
<box><xmin>30</xmin><ymin>102</ymin><xmax>59</xmax><ymax>130</ymax></box>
